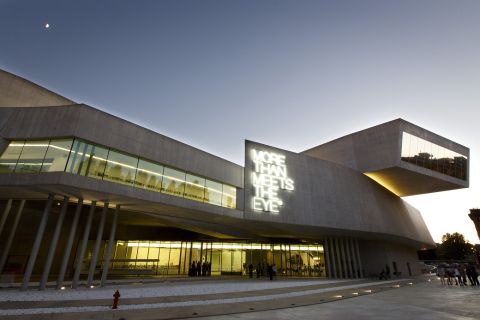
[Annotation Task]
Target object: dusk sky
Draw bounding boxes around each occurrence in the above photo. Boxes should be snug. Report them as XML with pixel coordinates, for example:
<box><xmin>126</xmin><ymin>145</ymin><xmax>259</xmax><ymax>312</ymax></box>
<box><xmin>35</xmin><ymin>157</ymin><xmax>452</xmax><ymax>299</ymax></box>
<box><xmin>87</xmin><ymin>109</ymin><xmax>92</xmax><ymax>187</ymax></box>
<box><xmin>1</xmin><ymin>0</ymin><xmax>479</xmax><ymax>243</ymax></box>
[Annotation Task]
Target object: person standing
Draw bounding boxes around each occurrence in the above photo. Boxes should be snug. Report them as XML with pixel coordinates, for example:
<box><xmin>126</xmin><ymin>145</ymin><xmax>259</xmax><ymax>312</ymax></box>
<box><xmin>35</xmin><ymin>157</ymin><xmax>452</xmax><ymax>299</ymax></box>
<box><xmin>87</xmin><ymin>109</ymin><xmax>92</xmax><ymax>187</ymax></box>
<box><xmin>248</xmin><ymin>263</ymin><xmax>254</xmax><ymax>278</ymax></box>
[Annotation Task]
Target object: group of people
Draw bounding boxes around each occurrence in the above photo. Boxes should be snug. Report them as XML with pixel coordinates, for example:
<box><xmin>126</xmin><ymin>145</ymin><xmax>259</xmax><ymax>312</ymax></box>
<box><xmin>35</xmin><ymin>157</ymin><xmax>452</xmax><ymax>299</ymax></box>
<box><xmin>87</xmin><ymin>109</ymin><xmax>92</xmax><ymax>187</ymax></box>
<box><xmin>437</xmin><ymin>263</ymin><xmax>479</xmax><ymax>286</ymax></box>
<box><xmin>188</xmin><ymin>261</ymin><xmax>211</xmax><ymax>277</ymax></box>
<box><xmin>247</xmin><ymin>262</ymin><xmax>277</xmax><ymax>280</ymax></box>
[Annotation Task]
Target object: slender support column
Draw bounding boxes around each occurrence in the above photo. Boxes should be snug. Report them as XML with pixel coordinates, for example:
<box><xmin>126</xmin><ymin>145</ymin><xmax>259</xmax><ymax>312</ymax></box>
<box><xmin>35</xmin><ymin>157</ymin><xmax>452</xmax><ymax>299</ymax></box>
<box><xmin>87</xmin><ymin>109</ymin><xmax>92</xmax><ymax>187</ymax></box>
<box><xmin>56</xmin><ymin>199</ymin><xmax>83</xmax><ymax>289</ymax></box>
<box><xmin>323</xmin><ymin>238</ymin><xmax>332</xmax><ymax>278</ymax></box>
<box><xmin>188</xmin><ymin>242</ymin><xmax>193</xmax><ymax>269</ymax></box>
<box><xmin>0</xmin><ymin>200</ymin><xmax>25</xmax><ymax>273</ymax></box>
<box><xmin>72</xmin><ymin>201</ymin><xmax>96</xmax><ymax>289</ymax></box>
<box><xmin>177</xmin><ymin>242</ymin><xmax>183</xmax><ymax>275</ymax></box>
<box><xmin>349</xmin><ymin>238</ymin><xmax>359</xmax><ymax>278</ymax></box>
<box><xmin>0</xmin><ymin>199</ymin><xmax>13</xmax><ymax>238</ymax></box>
<box><xmin>328</xmin><ymin>238</ymin><xmax>338</xmax><ymax>278</ymax></box>
<box><xmin>100</xmin><ymin>205</ymin><xmax>119</xmax><ymax>287</ymax></box>
<box><xmin>354</xmin><ymin>239</ymin><xmax>364</xmax><ymax>278</ymax></box>
<box><xmin>39</xmin><ymin>196</ymin><xmax>69</xmax><ymax>290</ymax></box>
<box><xmin>87</xmin><ymin>202</ymin><xmax>108</xmax><ymax>287</ymax></box>
<box><xmin>339</xmin><ymin>238</ymin><xmax>348</xmax><ymax>278</ymax></box>
<box><xmin>21</xmin><ymin>194</ymin><xmax>54</xmax><ymax>291</ymax></box>
<box><xmin>344</xmin><ymin>237</ymin><xmax>353</xmax><ymax>278</ymax></box>
<box><xmin>334</xmin><ymin>237</ymin><xmax>343</xmax><ymax>278</ymax></box>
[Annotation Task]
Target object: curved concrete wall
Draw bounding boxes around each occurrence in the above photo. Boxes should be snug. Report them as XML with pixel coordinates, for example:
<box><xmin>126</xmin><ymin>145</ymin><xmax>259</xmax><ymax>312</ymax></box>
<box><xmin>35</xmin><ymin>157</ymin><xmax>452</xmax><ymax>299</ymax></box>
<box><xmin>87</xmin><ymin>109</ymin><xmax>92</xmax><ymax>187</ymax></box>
<box><xmin>0</xmin><ymin>105</ymin><xmax>244</xmax><ymax>188</ymax></box>
<box><xmin>244</xmin><ymin>141</ymin><xmax>434</xmax><ymax>246</ymax></box>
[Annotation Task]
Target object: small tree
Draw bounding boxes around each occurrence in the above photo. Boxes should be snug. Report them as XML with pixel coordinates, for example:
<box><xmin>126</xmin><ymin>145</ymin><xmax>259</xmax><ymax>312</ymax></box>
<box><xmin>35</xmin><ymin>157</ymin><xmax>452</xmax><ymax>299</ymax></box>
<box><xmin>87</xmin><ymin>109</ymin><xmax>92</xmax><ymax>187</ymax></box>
<box><xmin>436</xmin><ymin>232</ymin><xmax>475</xmax><ymax>260</ymax></box>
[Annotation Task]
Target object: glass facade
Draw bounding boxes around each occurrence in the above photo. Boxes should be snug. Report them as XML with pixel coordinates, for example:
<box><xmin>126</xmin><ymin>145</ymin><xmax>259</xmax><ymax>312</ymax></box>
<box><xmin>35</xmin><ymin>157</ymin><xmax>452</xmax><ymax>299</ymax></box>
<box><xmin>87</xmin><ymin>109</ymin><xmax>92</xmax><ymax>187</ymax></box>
<box><xmin>0</xmin><ymin>138</ymin><xmax>237</xmax><ymax>209</ymax></box>
<box><xmin>401</xmin><ymin>132</ymin><xmax>468</xmax><ymax>180</ymax></box>
<box><xmin>80</xmin><ymin>240</ymin><xmax>325</xmax><ymax>278</ymax></box>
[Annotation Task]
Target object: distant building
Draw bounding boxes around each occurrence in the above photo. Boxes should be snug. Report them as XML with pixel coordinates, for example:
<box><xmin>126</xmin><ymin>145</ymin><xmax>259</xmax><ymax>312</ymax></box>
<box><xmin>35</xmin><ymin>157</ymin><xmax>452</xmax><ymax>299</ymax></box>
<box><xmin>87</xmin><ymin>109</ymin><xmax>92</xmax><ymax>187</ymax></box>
<box><xmin>0</xmin><ymin>69</ymin><xmax>470</xmax><ymax>290</ymax></box>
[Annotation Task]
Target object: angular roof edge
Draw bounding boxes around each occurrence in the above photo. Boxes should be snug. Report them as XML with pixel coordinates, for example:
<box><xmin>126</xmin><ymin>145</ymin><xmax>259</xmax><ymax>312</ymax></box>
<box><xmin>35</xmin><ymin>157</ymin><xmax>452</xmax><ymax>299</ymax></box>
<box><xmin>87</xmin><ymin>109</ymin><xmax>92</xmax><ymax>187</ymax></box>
<box><xmin>0</xmin><ymin>68</ymin><xmax>75</xmax><ymax>108</ymax></box>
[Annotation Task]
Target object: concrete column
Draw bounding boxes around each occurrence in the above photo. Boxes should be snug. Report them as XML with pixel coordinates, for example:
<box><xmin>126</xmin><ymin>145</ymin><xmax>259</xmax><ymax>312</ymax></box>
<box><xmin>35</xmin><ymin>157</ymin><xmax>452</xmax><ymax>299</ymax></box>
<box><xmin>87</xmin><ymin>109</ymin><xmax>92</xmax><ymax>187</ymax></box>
<box><xmin>349</xmin><ymin>238</ymin><xmax>359</xmax><ymax>278</ymax></box>
<box><xmin>0</xmin><ymin>200</ymin><xmax>25</xmax><ymax>273</ymax></box>
<box><xmin>334</xmin><ymin>237</ymin><xmax>343</xmax><ymax>278</ymax></box>
<box><xmin>354</xmin><ymin>239</ymin><xmax>364</xmax><ymax>278</ymax></box>
<box><xmin>100</xmin><ymin>205</ymin><xmax>119</xmax><ymax>287</ymax></box>
<box><xmin>87</xmin><ymin>202</ymin><xmax>108</xmax><ymax>287</ymax></box>
<box><xmin>56</xmin><ymin>199</ymin><xmax>83</xmax><ymax>289</ymax></box>
<box><xmin>21</xmin><ymin>194</ymin><xmax>54</xmax><ymax>291</ymax></box>
<box><xmin>0</xmin><ymin>199</ymin><xmax>12</xmax><ymax>238</ymax></box>
<box><xmin>328</xmin><ymin>238</ymin><xmax>338</xmax><ymax>278</ymax></box>
<box><xmin>72</xmin><ymin>201</ymin><xmax>96</xmax><ymax>289</ymax></box>
<box><xmin>323</xmin><ymin>238</ymin><xmax>332</xmax><ymax>278</ymax></box>
<box><xmin>339</xmin><ymin>238</ymin><xmax>348</xmax><ymax>278</ymax></box>
<box><xmin>39</xmin><ymin>196</ymin><xmax>69</xmax><ymax>290</ymax></box>
<box><xmin>177</xmin><ymin>242</ymin><xmax>183</xmax><ymax>275</ymax></box>
<box><xmin>344</xmin><ymin>237</ymin><xmax>353</xmax><ymax>278</ymax></box>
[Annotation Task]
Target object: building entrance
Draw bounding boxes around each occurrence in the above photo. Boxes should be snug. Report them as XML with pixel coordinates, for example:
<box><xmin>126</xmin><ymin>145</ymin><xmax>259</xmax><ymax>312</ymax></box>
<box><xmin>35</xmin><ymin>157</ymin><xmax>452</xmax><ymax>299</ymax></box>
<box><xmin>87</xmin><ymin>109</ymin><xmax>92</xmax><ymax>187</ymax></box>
<box><xmin>80</xmin><ymin>240</ymin><xmax>325</xmax><ymax>278</ymax></box>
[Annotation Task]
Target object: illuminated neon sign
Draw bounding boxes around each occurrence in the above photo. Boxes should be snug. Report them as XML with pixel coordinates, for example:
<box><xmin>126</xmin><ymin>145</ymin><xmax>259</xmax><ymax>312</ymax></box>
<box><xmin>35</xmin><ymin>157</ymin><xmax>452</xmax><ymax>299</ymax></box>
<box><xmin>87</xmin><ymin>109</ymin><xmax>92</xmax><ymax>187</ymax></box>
<box><xmin>251</xmin><ymin>149</ymin><xmax>294</xmax><ymax>213</ymax></box>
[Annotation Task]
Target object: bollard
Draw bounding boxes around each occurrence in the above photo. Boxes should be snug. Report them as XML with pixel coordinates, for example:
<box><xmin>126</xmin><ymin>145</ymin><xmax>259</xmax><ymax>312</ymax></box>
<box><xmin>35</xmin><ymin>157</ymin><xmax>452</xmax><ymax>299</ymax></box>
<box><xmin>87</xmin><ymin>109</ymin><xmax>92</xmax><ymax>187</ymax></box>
<box><xmin>112</xmin><ymin>289</ymin><xmax>121</xmax><ymax>309</ymax></box>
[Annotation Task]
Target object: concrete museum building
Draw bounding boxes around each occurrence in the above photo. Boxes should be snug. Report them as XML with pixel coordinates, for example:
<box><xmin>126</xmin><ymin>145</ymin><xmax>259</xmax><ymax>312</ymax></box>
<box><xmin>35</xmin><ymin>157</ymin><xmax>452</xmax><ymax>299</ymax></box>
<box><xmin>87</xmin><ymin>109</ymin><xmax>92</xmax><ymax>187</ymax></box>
<box><xmin>0</xmin><ymin>69</ymin><xmax>469</xmax><ymax>290</ymax></box>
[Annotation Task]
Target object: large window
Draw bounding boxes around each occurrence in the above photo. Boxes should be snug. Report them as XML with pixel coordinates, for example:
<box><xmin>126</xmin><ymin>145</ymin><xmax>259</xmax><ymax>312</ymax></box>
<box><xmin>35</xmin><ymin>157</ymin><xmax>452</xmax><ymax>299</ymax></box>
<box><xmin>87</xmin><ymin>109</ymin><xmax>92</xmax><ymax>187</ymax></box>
<box><xmin>102</xmin><ymin>240</ymin><xmax>325</xmax><ymax>277</ymax></box>
<box><xmin>204</xmin><ymin>179</ymin><xmax>223</xmax><ymax>206</ymax></box>
<box><xmin>104</xmin><ymin>150</ymin><xmax>138</xmax><ymax>186</ymax></box>
<box><xmin>401</xmin><ymin>132</ymin><xmax>468</xmax><ymax>180</ymax></box>
<box><xmin>15</xmin><ymin>140</ymin><xmax>50</xmax><ymax>173</ymax></box>
<box><xmin>184</xmin><ymin>174</ymin><xmax>206</xmax><ymax>201</ymax></box>
<box><xmin>135</xmin><ymin>159</ymin><xmax>164</xmax><ymax>192</ymax></box>
<box><xmin>0</xmin><ymin>138</ymin><xmax>237</xmax><ymax>209</ymax></box>
<box><xmin>0</xmin><ymin>141</ymin><xmax>24</xmax><ymax>173</ymax></box>
<box><xmin>40</xmin><ymin>139</ymin><xmax>73</xmax><ymax>172</ymax></box>
<box><xmin>162</xmin><ymin>167</ymin><xmax>186</xmax><ymax>196</ymax></box>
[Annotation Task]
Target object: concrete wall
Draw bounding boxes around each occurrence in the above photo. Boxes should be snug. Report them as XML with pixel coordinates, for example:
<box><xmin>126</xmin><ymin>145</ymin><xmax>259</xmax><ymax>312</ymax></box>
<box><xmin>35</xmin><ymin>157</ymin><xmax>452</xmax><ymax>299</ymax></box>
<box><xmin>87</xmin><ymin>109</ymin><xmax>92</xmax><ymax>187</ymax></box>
<box><xmin>303</xmin><ymin>118</ymin><xmax>469</xmax><ymax>171</ymax></box>
<box><xmin>244</xmin><ymin>140</ymin><xmax>434</xmax><ymax>247</ymax></box>
<box><xmin>0</xmin><ymin>105</ymin><xmax>244</xmax><ymax>188</ymax></box>
<box><xmin>0</xmin><ymin>69</ymin><xmax>74</xmax><ymax>108</ymax></box>
<box><xmin>359</xmin><ymin>240</ymin><xmax>422</xmax><ymax>276</ymax></box>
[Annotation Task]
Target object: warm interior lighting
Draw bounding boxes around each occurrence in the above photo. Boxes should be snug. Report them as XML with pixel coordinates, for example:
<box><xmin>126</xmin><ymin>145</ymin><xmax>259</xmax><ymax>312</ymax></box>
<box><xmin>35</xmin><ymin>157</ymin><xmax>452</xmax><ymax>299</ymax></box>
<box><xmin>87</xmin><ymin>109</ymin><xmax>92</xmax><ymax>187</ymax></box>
<box><xmin>364</xmin><ymin>172</ymin><xmax>402</xmax><ymax>196</ymax></box>
<box><xmin>125</xmin><ymin>241</ymin><xmax>323</xmax><ymax>251</ymax></box>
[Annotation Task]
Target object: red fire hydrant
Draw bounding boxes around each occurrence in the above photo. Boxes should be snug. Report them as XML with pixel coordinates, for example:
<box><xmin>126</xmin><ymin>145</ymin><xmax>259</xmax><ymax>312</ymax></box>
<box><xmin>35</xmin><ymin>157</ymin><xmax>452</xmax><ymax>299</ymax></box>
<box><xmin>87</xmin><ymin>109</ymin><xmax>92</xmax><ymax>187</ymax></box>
<box><xmin>112</xmin><ymin>290</ymin><xmax>121</xmax><ymax>309</ymax></box>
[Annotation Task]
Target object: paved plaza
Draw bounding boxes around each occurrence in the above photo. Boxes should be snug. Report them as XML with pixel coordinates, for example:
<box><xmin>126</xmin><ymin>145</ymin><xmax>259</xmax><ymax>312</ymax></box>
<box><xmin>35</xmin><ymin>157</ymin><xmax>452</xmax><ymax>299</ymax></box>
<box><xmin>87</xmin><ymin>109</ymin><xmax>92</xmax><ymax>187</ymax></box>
<box><xmin>0</xmin><ymin>276</ymin><xmax>478</xmax><ymax>319</ymax></box>
<box><xmin>195</xmin><ymin>279</ymin><xmax>480</xmax><ymax>320</ymax></box>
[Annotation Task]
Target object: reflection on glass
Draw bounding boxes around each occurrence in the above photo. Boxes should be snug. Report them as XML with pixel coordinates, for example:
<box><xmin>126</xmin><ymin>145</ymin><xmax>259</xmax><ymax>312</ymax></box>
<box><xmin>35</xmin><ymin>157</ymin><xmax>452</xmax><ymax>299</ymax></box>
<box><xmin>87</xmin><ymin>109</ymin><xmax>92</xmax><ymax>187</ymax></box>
<box><xmin>222</xmin><ymin>185</ymin><xmax>237</xmax><ymax>208</ymax></box>
<box><xmin>0</xmin><ymin>138</ymin><xmax>237</xmax><ymax>209</ymax></box>
<box><xmin>162</xmin><ymin>167</ymin><xmax>186</xmax><ymax>196</ymax></box>
<box><xmin>0</xmin><ymin>141</ymin><xmax>24</xmax><ymax>173</ymax></box>
<box><xmin>107</xmin><ymin>240</ymin><xmax>325</xmax><ymax>277</ymax></box>
<box><xmin>135</xmin><ymin>159</ymin><xmax>164</xmax><ymax>191</ymax></box>
<box><xmin>41</xmin><ymin>139</ymin><xmax>73</xmax><ymax>172</ymax></box>
<box><xmin>401</xmin><ymin>132</ymin><xmax>467</xmax><ymax>180</ymax></box>
<box><xmin>15</xmin><ymin>140</ymin><xmax>49</xmax><ymax>173</ymax></box>
<box><xmin>104</xmin><ymin>150</ymin><xmax>138</xmax><ymax>185</ymax></box>
<box><xmin>184</xmin><ymin>174</ymin><xmax>205</xmax><ymax>201</ymax></box>
<box><xmin>66</xmin><ymin>140</ymin><xmax>89</xmax><ymax>175</ymax></box>
<box><xmin>204</xmin><ymin>179</ymin><xmax>222</xmax><ymax>205</ymax></box>
<box><xmin>84</xmin><ymin>145</ymin><xmax>108</xmax><ymax>179</ymax></box>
